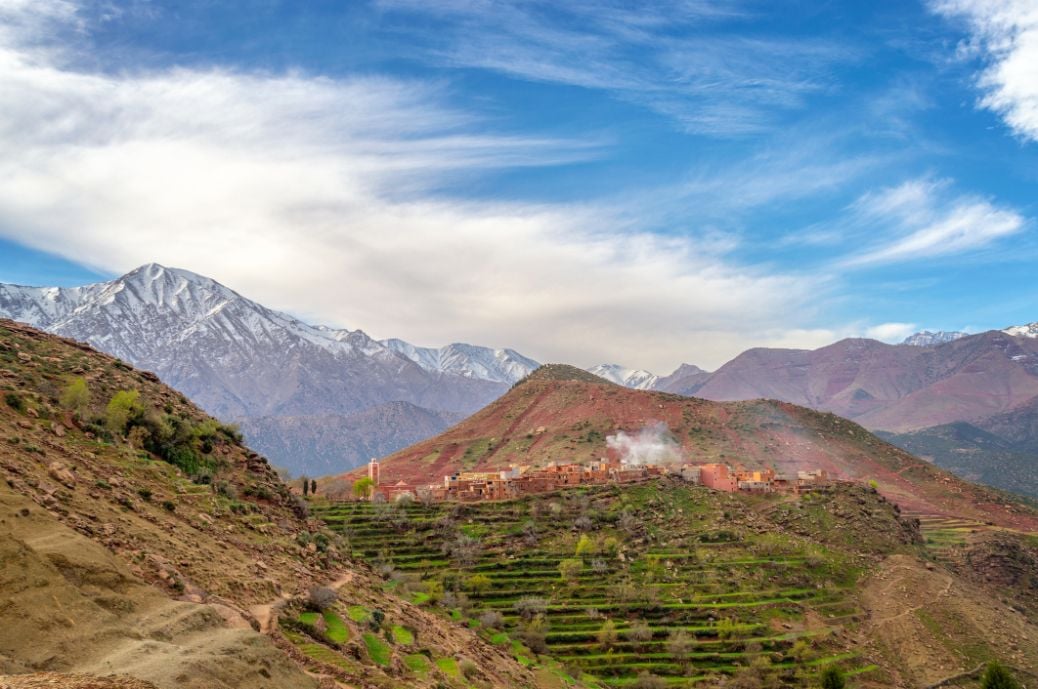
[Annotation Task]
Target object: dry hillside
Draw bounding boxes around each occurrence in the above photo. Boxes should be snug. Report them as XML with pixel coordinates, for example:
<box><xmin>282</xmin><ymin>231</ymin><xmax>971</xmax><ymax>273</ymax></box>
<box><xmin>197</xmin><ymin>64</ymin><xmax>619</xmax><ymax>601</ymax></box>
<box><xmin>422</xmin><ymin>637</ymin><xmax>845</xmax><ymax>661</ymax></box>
<box><xmin>0</xmin><ymin>320</ymin><xmax>579</xmax><ymax>689</ymax></box>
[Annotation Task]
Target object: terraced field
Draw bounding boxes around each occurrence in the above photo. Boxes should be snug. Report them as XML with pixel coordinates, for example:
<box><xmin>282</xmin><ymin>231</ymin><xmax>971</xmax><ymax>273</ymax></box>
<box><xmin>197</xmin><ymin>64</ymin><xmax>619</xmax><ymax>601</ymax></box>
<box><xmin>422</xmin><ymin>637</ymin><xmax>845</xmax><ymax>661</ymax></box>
<box><xmin>314</xmin><ymin>480</ymin><xmax>912</xmax><ymax>687</ymax></box>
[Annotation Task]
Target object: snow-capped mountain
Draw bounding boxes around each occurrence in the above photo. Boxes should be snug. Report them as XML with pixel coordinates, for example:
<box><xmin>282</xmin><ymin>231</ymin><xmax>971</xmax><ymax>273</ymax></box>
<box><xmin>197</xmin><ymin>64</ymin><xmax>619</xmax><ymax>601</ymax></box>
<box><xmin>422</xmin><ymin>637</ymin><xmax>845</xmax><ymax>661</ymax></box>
<box><xmin>0</xmin><ymin>264</ymin><xmax>538</xmax><ymax>474</ymax></box>
<box><xmin>587</xmin><ymin>363</ymin><xmax>659</xmax><ymax>390</ymax></box>
<box><xmin>1004</xmin><ymin>322</ymin><xmax>1038</xmax><ymax>339</ymax></box>
<box><xmin>382</xmin><ymin>339</ymin><xmax>539</xmax><ymax>384</ymax></box>
<box><xmin>901</xmin><ymin>330</ymin><xmax>969</xmax><ymax>347</ymax></box>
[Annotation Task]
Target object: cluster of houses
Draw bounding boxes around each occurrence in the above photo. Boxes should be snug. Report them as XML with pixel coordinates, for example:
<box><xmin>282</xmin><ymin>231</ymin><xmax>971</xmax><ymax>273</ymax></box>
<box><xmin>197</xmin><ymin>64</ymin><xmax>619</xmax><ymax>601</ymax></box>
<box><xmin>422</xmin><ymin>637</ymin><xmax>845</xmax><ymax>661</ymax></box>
<box><xmin>361</xmin><ymin>456</ymin><xmax>832</xmax><ymax>504</ymax></box>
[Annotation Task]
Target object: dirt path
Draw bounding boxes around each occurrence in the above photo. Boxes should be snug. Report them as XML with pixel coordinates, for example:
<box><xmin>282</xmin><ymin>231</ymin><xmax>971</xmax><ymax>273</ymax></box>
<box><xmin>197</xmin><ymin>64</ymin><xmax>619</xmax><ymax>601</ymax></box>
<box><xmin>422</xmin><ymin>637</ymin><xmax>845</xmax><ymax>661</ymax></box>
<box><xmin>250</xmin><ymin>569</ymin><xmax>356</xmax><ymax>634</ymax></box>
<box><xmin>868</xmin><ymin>562</ymin><xmax>954</xmax><ymax>626</ymax></box>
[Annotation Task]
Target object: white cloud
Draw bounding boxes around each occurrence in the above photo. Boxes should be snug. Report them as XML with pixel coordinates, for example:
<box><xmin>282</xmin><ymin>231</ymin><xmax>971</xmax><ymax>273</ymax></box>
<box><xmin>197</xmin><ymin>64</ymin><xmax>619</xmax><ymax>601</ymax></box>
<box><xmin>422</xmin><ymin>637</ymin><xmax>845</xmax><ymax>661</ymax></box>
<box><xmin>842</xmin><ymin>178</ymin><xmax>1025</xmax><ymax>267</ymax></box>
<box><xmin>931</xmin><ymin>0</ymin><xmax>1038</xmax><ymax>142</ymax></box>
<box><xmin>865</xmin><ymin>322</ymin><xmax>918</xmax><ymax>342</ymax></box>
<box><xmin>0</xmin><ymin>0</ymin><xmax>835</xmax><ymax>372</ymax></box>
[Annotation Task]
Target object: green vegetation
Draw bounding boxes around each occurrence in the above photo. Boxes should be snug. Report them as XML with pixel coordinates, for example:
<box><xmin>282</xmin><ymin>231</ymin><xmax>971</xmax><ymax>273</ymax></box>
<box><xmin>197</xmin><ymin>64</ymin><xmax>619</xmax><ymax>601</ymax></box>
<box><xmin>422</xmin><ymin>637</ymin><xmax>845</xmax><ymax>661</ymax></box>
<box><xmin>60</xmin><ymin>376</ymin><xmax>90</xmax><ymax>416</ymax></box>
<box><xmin>436</xmin><ymin>657</ymin><xmax>460</xmax><ymax>678</ymax></box>
<box><xmin>363</xmin><ymin>632</ymin><xmax>391</xmax><ymax>666</ymax></box>
<box><xmin>391</xmin><ymin>624</ymin><xmax>414</xmax><ymax>645</ymax></box>
<box><xmin>315</xmin><ymin>480</ymin><xmax>904</xmax><ymax>687</ymax></box>
<box><xmin>981</xmin><ymin>662</ymin><xmax>1021</xmax><ymax>689</ymax></box>
<box><xmin>820</xmin><ymin>666</ymin><xmax>845</xmax><ymax>689</ymax></box>
<box><xmin>323</xmin><ymin>610</ymin><xmax>349</xmax><ymax>643</ymax></box>
<box><xmin>353</xmin><ymin>476</ymin><xmax>375</xmax><ymax>499</ymax></box>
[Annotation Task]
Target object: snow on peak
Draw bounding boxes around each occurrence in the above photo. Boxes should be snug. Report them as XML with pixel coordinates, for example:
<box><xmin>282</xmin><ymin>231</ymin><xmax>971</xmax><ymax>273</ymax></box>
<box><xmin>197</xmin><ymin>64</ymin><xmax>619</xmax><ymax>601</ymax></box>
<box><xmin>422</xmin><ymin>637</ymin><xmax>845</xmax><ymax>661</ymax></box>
<box><xmin>587</xmin><ymin>363</ymin><xmax>659</xmax><ymax>390</ymax></box>
<box><xmin>900</xmin><ymin>330</ymin><xmax>970</xmax><ymax>347</ymax></box>
<box><xmin>1004</xmin><ymin>322</ymin><xmax>1038</xmax><ymax>339</ymax></box>
<box><xmin>381</xmin><ymin>338</ymin><xmax>540</xmax><ymax>384</ymax></box>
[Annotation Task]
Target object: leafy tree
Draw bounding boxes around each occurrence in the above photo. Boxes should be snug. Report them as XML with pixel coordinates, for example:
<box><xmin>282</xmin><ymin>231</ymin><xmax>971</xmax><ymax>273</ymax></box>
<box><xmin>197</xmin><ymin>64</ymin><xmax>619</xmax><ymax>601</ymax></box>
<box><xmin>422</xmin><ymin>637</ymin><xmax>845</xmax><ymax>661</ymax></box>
<box><xmin>352</xmin><ymin>477</ymin><xmax>375</xmax><ymax>499</ymax></box>
<box><xmin>466</xmin><ymin>573</ymin><xmax>492</xmax><ymax>593</ymax></box>
<box><xmin>302</xmin><ymin>475</ymin><xmax>310</xmax><ymax>497</ymax></box>
<box><xmin>310</xmin><ymin>478</ymin><xmax>317</xmax><ymax>495</ymax></box>
<box><xmin>575</xmin><ymin>533</ymin><xmax>596</xmax><ymax>556</ymax></box>
<box><xmin>308</xmin><ymin>586</ymin><xmax>338</xmax><ymax>611</ymax></box>
<box><xmin>820</xmin><ymin>666</ymin><xmax>846</xmax><ymax>689</ymax></box>
<box><xmin>519</xmin><ymin>615</ymin><xmax>549</xmax><ymax>654</ymax></box>
<box><xmin>981</xmin><ymin>662</ymin><xmax>1021</xmax><ymax>689</ymax></box>
<box><xmin>558</xmin><ymin>558</ymin><xmax>583</xmax><ymax>583</ymax></box>
<box><xmin>596</xmin><ymin>619</ymin><xmax>618</xmax><ymax>649</ymax></box>
<box><xmin>105</xmin><ymin>390</ymin><xmax>141</xmax><ymax>436</ymax></box>
<box><xmin>60</xmin><ymin>377</ymin><xmax>90</xmax><ymax>416</ymax></box>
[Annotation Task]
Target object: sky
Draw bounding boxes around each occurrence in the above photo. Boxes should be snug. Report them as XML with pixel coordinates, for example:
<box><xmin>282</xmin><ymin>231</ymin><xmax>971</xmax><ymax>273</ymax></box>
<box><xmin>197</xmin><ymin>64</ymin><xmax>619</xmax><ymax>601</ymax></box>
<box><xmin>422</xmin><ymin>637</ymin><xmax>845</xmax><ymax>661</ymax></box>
<box><xmin>0</xmin><ymin>0</ymin><xmax>1036</xmax><ymax>372</ymax></box>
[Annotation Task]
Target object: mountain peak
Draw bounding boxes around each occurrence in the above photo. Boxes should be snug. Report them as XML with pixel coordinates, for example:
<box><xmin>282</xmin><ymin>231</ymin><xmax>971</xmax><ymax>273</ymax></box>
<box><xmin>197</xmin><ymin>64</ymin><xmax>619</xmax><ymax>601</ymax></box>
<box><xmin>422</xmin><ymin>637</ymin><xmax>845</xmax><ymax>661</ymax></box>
<box><xmin>586</xmin><ymin>363</ymin><xmax>659</xmax><ymax>389</ymax></box>
<box><xmin>901</xmin><ymin>330</ymin><xmax>970</xmax><ymax>347</ymax></box>
<box><xmin>1004</xmin><ymin>322</ymin><xmax>1038</xmax><ymax>339</ymax></box>
<box><xmin>526</xmin><ymin>363</ymin><xmax>616</xmax><ymax>385</ymax></box>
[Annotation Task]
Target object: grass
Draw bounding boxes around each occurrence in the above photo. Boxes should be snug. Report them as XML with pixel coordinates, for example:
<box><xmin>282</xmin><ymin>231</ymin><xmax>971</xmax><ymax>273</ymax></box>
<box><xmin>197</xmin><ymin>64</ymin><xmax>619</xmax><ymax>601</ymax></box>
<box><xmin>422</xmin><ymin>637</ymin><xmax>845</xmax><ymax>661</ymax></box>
<box><xmin>391</xmin><ymin>624</ymin><xmax>415</xmax><ymax>645</ymax></box>
<box><xmin>404</xmin><ymin>653</ymin><xmax>430</xmax><ymax>673</ymax></box>
<box><xmin>324</xmin><ymin>610</ymin><xmax>349</xmax><ymax>643</ymax></box>
<box><xmin>363</xmin><ymin>632</ymin><xmax>392</xmax><ymax>666</ymax></box>
<box><xmin>435</xmin><ymin>657</ymin><xmax>460</xmax><ymax>678</ymax></box>
<box><xmin>347</xmin><ymin>604</ymin><xmax>370</xmax><ymax>623</ymax></box>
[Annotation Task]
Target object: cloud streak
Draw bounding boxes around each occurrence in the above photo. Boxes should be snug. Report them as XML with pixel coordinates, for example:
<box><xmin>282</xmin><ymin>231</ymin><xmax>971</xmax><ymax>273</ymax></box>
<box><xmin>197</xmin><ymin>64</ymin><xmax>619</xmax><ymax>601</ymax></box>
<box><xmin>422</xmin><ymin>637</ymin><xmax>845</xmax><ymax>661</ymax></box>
<box><xmin>843</xmin><ymin>178</ymin><xmax>1025</xmax><ymax>267</ymax></box>
<box><xmin>376</xmin><ymin>0</ymin><xmax>856</xmax><ymax>135</ymax></box>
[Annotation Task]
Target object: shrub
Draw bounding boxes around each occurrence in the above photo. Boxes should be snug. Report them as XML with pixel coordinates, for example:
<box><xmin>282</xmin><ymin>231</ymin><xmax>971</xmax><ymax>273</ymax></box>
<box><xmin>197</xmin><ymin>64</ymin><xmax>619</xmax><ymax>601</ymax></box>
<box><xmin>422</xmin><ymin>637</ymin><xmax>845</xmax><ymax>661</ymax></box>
<box><xmin>820</xmin><ymin>666</ymin><xmax>846</xmax><ymax>689</ymax></box>
<box><xmin>478</xmin><ymin>610</ymin><xmax>504</xmax><ymax>629</ymax></box>
<box><xmin>626</xmin><ymin>621</ymin><xmax>653</xmax><ymax>643</ymax></box>
<box><xmin>981</xmin><ymin>662</ymin><xmax>1020</xmax><ymax>689</ymax></box>
<box><xmin>518</xmin><ymin>615</ymin><xmax>549</xmax><ymax>654</ymax></box>
<box><xmin>105</xmin><ymin>390</ymin><xmax>141</xmax><ymax>435</ymax></box>
<box><xmin>308</xmin><ymin>586</ymin><xmax>338</xmax><ymax>611</ymax></box>
<box><xmin>575</xmin><ymin>533</ymin><xmax>595</xmax><ymax>556</ymax></box>
<box><xmin>633</xmin><ymin>671</ymin><xmax>667</xmax><ymax>689</ymax></box>
<box><xmin>558</xmin><ymin>558</ymin><xmax>582</xmax><ymax>582</ymax></box>
<box><xmin>465</xmin><ymin>573</ymin><xmax>492</xmax><ymax>593</ymax></box>
<box><xmin>60</xmin><ymin>377</ymin><xmax>90</xmax><ymax>416</ymax></box>
<box><xmin>514</xmin><ymin>597</ymin><xmax>547</xmax><ymax>620</ymax></box>
<box><xmin>136</xmin><ymin>487</ymin><xmax>152</xmax><ymax>501</ymax></box>
<box><xmin>596</xmin><ymin>619</ymin><xmax>618</xmax><ymax>649</ymax></box>
<box><xmin>161</xmin><ymin>500</ymin><xmax>176</xmax><ymax>512</ymax></box>
<box><xmin>459</xmin><ymin>658</ymin><xmax>479</xmax><ymax>679</ymax></box>
<box><xmin>4</xmin><ymin>392</ymin><xmax>23</xmax><ymax>411</ymax></box>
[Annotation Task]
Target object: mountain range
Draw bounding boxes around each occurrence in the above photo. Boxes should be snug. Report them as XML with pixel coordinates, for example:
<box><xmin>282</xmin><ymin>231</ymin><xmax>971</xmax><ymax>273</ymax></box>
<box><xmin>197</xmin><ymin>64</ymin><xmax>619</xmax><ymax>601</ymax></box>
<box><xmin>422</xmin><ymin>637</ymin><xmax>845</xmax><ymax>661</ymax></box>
<box><xmin>0</xmin><ymin>264</ymin><xmax>539</xmax><ymax>475</ymax></box>
<box><xmin>3</xmin><ymin>264</ymin><xmax>1038</xmax><ymax>498</ymax></box>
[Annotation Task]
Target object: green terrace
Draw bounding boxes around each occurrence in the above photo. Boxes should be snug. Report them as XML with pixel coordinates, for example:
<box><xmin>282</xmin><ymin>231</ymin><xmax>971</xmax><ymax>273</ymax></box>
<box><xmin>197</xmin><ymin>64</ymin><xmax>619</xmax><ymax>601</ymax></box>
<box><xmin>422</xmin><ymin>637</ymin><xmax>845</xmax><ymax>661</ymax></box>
<box><xmin>312</xmin><ymin>480</ymin><xmax>884</xmax><ymax>687</ymax></box>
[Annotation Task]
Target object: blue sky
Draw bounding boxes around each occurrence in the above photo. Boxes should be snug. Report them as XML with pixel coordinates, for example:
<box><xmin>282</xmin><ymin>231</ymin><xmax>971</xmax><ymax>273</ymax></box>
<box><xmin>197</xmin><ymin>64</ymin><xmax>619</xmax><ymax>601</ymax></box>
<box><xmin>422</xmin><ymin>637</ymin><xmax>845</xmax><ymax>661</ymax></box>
<box><xmin>0</xmin><ymin>0</ymin><xmax>1036</xmax><ymax>371</ymax></box>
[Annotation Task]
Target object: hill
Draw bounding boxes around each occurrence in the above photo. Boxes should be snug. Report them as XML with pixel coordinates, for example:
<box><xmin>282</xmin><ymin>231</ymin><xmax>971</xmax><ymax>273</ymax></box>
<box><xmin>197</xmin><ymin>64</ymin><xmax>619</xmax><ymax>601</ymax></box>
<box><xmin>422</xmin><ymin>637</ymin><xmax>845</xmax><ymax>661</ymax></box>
<box><xmin>0</xmin><ymin>320</ymin><xmax>581</xmax><ymax>689</ymax></box>
<box><xmin>349</xmin><ymin>365</ymin><xmax>1038</xmax><ymax>528</ymax></box>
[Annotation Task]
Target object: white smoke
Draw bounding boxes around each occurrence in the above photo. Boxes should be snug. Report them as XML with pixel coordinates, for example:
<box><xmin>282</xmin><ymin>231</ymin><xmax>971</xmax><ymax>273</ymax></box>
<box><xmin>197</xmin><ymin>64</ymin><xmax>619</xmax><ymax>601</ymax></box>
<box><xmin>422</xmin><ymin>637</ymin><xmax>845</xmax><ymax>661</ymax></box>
<box><xmin>606</xmin><ymin>421</ymin><xmax>683</xmax><ymax>466</ymax></box>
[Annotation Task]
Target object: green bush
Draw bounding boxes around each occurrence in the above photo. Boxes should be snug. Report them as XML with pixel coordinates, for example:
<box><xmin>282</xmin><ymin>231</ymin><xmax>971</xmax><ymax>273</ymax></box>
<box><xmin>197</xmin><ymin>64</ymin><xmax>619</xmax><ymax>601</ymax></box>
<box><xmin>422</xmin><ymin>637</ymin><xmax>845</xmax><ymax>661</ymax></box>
<box><xmin>820</xmin><ymin>666</ymin><xmax>846</xmax><ymax>689</ymax></box>
<box><xmin>60</xmin><ymin>377</ymin><xmax>90</xmax><ymax>416</ymax></box>
<box><xmin>981</xmin><ymin>662</ymin><xmax>1021</xmax><ymax>689</ymax></box>
<box><xmin>4</xmin><ymin>392</ymin><xmax>24</xmax><ymax>411</ymax></box>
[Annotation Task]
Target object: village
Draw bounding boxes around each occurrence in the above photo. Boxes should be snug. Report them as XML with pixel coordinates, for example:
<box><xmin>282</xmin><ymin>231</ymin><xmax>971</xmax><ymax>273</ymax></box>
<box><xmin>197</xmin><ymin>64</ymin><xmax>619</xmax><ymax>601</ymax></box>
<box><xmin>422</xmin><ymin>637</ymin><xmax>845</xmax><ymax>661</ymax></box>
<box><xmin>358</xmin><ymin>456</ymin><xmax>833</xmax><ymax>503</ymax></box>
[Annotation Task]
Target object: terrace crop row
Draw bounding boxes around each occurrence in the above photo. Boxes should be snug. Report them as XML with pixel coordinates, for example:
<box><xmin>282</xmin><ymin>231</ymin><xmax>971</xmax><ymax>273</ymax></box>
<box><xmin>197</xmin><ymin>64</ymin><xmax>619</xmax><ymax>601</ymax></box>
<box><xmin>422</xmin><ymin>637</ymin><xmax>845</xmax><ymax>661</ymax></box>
<box><xmin>314</xmin><ymin>480</ymin><xmax>877</xmax><ymax>687</ymax></box>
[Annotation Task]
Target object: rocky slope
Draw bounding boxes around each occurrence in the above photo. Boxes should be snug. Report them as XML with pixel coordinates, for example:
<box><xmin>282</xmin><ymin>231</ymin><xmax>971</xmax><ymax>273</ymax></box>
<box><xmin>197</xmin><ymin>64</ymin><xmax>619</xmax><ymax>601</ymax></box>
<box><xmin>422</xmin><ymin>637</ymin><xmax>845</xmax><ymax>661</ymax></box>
<box><xmin>338</xmin><ymin>365</ymin><xmax>1038</xmax><ymax>529</ymax></box>
<box><xmin>0</xmin><ymin>320</ymin><xmax>578</xmax><ymax>689</ymax></box>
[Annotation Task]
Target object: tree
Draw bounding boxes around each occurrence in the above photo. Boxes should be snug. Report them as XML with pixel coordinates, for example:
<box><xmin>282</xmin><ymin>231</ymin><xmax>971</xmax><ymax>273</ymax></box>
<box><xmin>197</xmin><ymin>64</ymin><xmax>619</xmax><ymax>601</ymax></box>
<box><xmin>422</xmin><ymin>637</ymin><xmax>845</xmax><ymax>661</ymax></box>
<box><xmin>519</xmin><ymin>615</ymin><xmax>549</xmax><ymax>654</ymax></box>
<box><xmin>820</xmin><ymin>666</ymin><xmax>846</xmax><ymax>689</ymax></box>
<box><xmin>626</xmin><ymin>621</ymin><xmax>653</xmax><ymax>644</ymax></box>
<box><xmin>466</xmin><ymin>573</ymin><xmax>492</xmax><ymax>593</ymax></box>
<box><xmin>105</xmin><ymin>390</ymin><xmax>141</xmax><ymax>436</ymax></box>
<box><xmin>596</xmin><ymin>619</ymin><xmax>618</xmax><ymax>649</ymax></box>
<box><xmin>302</xmin><ymin>475</ymin><xmax>310</xmax><ymax>497</ymax></box>
<box><xmin>981</xmin><ymin>662</ymin><xmax>1021</xmax><ymax>689</ymax></box>
<box><xmin>352</xmin><ymin>477</ymin><xmax>375</xmax><ymax>500</ymax></box>
<box><xmin>575</xmin><ymin>533</ymin><xmax>596</xmax><ymax>556</ymax></box>
<box><xmin>667</xmin><ymin>629</ymin><xmax>692</xmax><ymax>667</ymax></box>
<box><xmin>60</xmin><ymin>377</ymin><xmax>90</xmax><ymax>417</ymax></box>
<box><xmin>310</xmin><ymin>478</ymin><xmax>317</xmax><ymax>495</ymax></box>
<box><xmin>558</xmin><ymin>558</ymin><xmax>583</xmax><ymax>583</ymax></box>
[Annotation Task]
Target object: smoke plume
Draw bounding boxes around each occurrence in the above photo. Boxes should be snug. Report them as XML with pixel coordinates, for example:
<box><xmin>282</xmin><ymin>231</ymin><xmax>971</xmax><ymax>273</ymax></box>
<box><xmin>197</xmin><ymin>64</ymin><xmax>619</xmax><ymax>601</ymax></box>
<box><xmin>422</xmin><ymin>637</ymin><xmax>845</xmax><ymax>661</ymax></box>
<box><xmin>606</xmin><ymin>421</ymin><xmax>683</xmax><ymax>466</ymax></box>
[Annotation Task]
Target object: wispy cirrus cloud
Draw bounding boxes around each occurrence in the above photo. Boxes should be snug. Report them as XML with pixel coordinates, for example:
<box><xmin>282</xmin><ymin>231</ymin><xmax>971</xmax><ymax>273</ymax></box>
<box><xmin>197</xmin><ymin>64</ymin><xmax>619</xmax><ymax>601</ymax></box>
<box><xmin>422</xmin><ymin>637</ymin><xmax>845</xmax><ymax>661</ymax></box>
<box><xmin>842</xmin><ymin>178</ymin><xmax>1025</xmax><ymax>267</ymax></box>
<box><xmin>930</xmin><ymin>0</ymin><xmax>1038</xmax><ymax>142</ymax></box>
<box><xmin>376</xmin><ymin>0</ymin><xmax>857</xmax><ymax>136</ymax></box>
